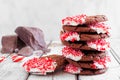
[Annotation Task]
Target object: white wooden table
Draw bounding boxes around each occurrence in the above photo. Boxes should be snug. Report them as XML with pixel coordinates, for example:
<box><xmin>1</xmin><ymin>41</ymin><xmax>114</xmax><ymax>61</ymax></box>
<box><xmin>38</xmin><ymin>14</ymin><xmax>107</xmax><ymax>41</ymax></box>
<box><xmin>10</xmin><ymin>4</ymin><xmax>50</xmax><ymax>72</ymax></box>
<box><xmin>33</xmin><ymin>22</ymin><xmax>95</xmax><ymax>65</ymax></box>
<box><xmin>0</xmin><ymin>39</ymin><xmax>120</xmax><ymax>80</ymax></box>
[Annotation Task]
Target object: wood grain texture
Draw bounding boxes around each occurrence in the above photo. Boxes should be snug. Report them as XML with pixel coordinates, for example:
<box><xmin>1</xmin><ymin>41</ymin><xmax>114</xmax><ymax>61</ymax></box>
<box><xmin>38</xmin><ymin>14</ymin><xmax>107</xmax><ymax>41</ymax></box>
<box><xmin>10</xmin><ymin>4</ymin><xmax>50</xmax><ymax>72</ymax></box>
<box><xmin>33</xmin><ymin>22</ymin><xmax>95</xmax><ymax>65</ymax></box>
<box><xmin>0</xmin><ymin>40</ymin><xmax>120</xmax><ymax>80</ymax></box>
<box><xmin>79</xmin><ymin>67</ymin><xmax>120</xmax><ymax>80</ymax></box>
<box><xmin>53</xmin><ymin>71</ymin><xmax>77</xmax><ymax>80</ymax></box>
<box><xmin>0</xmin><ymin>56</ymin><xmax>28</xmax><ymax>80</ymax></box>
<box><xmin>27</xmin><ymin>74</ymin><xmax>53</xmax><ymax>80</ymax></box>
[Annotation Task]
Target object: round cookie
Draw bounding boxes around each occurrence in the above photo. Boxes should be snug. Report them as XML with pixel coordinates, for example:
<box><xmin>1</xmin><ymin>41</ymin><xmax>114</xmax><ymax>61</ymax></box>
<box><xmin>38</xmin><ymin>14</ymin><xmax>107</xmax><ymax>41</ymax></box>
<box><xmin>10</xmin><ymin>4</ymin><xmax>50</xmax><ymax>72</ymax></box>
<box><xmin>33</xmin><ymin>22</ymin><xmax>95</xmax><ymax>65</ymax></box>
<box><xmin>63</xmin><ymin>22</ymin><xmax>110</xmax><ymax>34</ymax></box>
<box><xmin>62</xmin><ymin>46</ymin><xmax>107</xmax><ymax>61</ymax></box>
<box><xmin>67</xmin><ymin>56</ymin><xmax>110</xmax><ymax>69</ymax></box>
<box><xmin>22</xmin><ymin>55</ymin><xmax>66</xmax><ymax>75</ymax></box>
<box><xmin>61</xmin><ymin>39</ymin><xmax>110</xmax><ymax>51</ymax></box>
<box><xmin>62</xmin><ymin>14</ymin><xmax>108</xmax><ymax>26</ymax></box>
<box><xmin>60</xmin><ymin>31</ymin><xmax>109</xmax><ymax>41</ymax></box>
<box><xmin>64</xmin><ymin>64</ymin><xmax>107</xmax><ymax>75</ymax></box>
<box><xmin>85</xmin><ymin>15</ymin><xmax>108</xmax><ymax>24</ymax></box>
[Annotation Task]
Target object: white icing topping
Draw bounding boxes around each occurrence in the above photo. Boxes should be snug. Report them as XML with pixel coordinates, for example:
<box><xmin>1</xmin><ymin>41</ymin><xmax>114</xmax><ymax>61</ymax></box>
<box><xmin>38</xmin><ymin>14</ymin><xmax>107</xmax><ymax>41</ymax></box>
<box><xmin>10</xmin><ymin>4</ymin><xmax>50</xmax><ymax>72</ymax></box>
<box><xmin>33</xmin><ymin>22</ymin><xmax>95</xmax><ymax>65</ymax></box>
<box><xmin>61</xmin><ymin>32</ymin><xmax>80</xmax><ymax>42</ymax></box>
<box><xmin>65</xmin><ymin>54</ymin><xmax>82</xmax><ymax>61</ymax></box>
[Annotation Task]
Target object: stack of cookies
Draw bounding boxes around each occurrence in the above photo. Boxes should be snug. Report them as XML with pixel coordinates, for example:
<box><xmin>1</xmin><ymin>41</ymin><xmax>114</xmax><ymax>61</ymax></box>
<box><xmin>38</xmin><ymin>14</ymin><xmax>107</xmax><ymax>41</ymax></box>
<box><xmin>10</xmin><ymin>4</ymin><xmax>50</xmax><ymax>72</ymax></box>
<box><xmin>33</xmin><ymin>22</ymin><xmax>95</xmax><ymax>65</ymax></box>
<box><xmin>60</xmin><ymin>14</ymin><xmax>111</xmax><ymax>75</ymax></box>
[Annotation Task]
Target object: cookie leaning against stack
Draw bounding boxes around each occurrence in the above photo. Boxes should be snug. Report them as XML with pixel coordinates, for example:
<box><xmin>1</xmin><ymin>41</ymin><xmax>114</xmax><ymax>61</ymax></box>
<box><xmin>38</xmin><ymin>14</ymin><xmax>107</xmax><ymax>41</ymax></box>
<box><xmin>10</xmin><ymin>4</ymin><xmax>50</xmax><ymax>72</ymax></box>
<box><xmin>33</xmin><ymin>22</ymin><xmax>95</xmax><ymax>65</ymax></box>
<box><xmin>60</xmin><ymin>14</ymin><xmax>111</xmax><ymax>75</ymax></box>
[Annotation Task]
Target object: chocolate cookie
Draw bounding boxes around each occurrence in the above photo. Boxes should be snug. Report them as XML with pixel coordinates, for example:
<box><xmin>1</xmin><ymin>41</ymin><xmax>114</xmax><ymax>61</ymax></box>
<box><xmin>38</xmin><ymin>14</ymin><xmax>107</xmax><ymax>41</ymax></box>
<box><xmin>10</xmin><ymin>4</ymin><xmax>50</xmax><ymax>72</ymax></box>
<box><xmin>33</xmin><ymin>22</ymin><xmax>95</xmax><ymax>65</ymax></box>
<box><xmin>62</xmin><ymin>46</ymin><xmax>107</xmax><ymax>61</ymax></box>
<box><xmin>67</xmin><ymin>56</ymin><xmax>110</xmax><ymax>69</ymax></box>
<box><xmin>62</xmin><ymin>14</ymin><xmax>108</xmax><ymax>26</ymax></box>
<box><xmin>63</xmin><ymin>22</ymin><xmax>110</xmax><ymax>35</ymax></box>
<box><xmin>15</xmin><ymin>27</ymin><xmax>48</xmax><ymax>52</ymax></box>
<box><xmin>63</xmin><ymin>25</ymin><xmax>96</xmax><ymax>33</ymax></box>
<box><xmin>80</xmin><ymin>51</ymin><xmax>107</xmax><ymax>61</ymax></box>
<box><xmin>64</xmin><ymin>64</ymin><xmax>107</xmax><ymax>75</ymax></box>
<box><xmin>22</xmin><ymin>55</ymin><xmax>67</xmax><ymax>75</ymax></box>
<box><xmin>60</xmin><ymin>31</ymin><xmax>109</xmax><ymax>41</ymax></box>
<box><xmin>61</xmin><ymin>39</ymin><xmax>110</xmax><ymax>51</ymax></box>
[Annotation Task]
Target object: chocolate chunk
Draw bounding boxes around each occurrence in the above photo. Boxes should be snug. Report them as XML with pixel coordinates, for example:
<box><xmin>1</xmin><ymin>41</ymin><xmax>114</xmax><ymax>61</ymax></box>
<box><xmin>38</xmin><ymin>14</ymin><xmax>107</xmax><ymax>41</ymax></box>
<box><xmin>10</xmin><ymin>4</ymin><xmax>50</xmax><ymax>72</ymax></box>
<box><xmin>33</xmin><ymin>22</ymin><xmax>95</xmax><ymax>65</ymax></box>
<box><xmin>15</xmin><ymin>27</ymin><xmax>47</xmax><ymax>51</ymax></box>
<box><xmin>1</xmin><ymin>35</ymin><xmax>18</xmax><ymax>53</ymax></box>
<box><xmin>17</xmin><ymin>46</ymin><xmax>33</xmax><ymax>57</ymax></box>
<box><xmin>1</xmin><ymin>35</ymin><xmax>26</xmax><ymax>53</ymax></box>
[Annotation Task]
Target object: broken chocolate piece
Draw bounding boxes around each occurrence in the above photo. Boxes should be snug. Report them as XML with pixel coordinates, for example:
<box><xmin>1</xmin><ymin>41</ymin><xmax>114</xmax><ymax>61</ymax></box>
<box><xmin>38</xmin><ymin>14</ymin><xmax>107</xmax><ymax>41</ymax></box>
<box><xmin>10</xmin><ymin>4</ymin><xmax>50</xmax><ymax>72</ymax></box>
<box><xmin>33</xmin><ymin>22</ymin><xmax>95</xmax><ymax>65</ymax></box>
<box><xmin>17</xmin><ymin>37</ymin><xmax>26</xmax><ymax>50</ymax></box>
<box><xmin>1</xmin><ymin>35</ymin><xmax>26</xmax><ymax>53</ymax></box>
<box><xmin>17</xmin><ymin>46</ymin><xmax>33</xmax><ymax>57</ymax></box>
<box><xmin>15</xmin><ymin>27</ymin><xmax>47</xmax><ymax>51</ymax></box>
<box><xmin>1</xmin><ymin>35</ymin><xmax>17</xmax><ymax>53</ymax></box>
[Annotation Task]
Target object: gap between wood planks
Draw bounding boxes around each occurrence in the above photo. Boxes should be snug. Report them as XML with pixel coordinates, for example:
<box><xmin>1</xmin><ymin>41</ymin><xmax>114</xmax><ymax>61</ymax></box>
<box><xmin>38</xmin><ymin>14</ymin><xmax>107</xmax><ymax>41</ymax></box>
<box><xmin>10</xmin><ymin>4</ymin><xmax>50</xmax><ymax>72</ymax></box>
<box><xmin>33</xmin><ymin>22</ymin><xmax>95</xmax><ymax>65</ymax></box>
<box><xmin>110</xmin><ymin>48</ymin><xmax>120</xmax><ymax>65</ymax></box>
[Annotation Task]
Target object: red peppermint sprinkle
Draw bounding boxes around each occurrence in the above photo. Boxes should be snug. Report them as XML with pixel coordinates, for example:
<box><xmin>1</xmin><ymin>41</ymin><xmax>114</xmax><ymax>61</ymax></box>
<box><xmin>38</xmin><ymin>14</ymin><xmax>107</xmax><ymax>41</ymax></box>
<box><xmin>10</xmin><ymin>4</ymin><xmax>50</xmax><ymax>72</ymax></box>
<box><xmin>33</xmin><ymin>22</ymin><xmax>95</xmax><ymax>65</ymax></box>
<box><xmin>92</xmin><ymin>56</ymin><xmax>111</xmax><ymax>69</ymax></box>
<box><xmin>11</xmin><ymin>54</ymin><xmax>25</xmax><ymax>62</ymax></box>
<box><xmin>0</xmin><ymin>56</ymin><xmax>5</xmax><ymax>63</ymax></box>
<box><xmin>23</xmin><ymin>57</ymin><xmax>57</xmax><ymax>75</ymax></box>
<box><xmin>89</xmin><ymin>22</ymin><xmax>110</xmax><ymax>34</ymax></box>
<box><xmin>62</xmin><ymin>46</ymin><xmax>83</xmax><ymax>57</ymax></box>
<box><xmin>61</xmin><ymin>32</ymin><xmax>80</xmax><ymax>42</ymax></box>
<box><xmin>62</xmin><ymin>14</ymin><xmax>86</xmax><ymax>25</ymax></box>
<box><xmin>64</xmin><ymin>64</ymin><xmax>81</xmax><ymax>74</ymax></box>
<box><xmin>87</xmin><ymin>39</ymin><xmax>110</xmax><ymax>51</ymax></box>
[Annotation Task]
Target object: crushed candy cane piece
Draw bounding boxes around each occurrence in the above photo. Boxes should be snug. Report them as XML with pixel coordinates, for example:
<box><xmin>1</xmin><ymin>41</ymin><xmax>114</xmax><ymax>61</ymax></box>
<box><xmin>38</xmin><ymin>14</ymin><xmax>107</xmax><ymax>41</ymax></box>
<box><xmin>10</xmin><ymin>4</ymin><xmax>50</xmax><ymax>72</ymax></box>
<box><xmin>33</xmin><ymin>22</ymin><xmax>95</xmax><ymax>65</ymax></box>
<box><xmin>11</xmin><ymin>54</ymin><xmax>25</xmax><ymax>62</ymax></box>
<box><xmin>22</xmin><ymin>57</ymin><xmax>57</xmax><ymax>75</ymax></box>
<box><xmin>0</xmin><ymin>56</ymin><xmax>5</xmax><ymax>63</ymax></box>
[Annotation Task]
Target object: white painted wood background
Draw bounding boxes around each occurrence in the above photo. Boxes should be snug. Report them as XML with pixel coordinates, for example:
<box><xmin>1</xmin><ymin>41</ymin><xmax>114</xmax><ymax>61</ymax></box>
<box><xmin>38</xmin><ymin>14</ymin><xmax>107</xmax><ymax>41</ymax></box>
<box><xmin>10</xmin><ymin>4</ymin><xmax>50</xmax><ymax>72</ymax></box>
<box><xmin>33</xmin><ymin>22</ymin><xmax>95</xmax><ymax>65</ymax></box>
<box><xmin>0</xmin><ymin>40</ymin><xmax>120</xmax><ymax>80</ymax></box>
<box><xmin>0</xmin><ymin>0</ymin><xmax>120</xmax><ymax>42</ymax></box>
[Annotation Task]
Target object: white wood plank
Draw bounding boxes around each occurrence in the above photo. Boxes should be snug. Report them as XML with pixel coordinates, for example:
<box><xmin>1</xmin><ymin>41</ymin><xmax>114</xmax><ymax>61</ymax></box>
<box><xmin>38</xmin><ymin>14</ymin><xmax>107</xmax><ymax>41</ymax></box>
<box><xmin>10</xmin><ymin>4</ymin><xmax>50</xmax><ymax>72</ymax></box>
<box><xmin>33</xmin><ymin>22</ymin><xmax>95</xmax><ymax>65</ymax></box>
<box><xmin>27</xmin><ymin>74</ymin><xmax>53</xmax><ymax>80</ymax></box>
<box><xmin>108</xmin><ymin>50</ymin><xmax>120</xmax><ymax>68</ymax></box>
<box><xmin>0</xmin><ymin>53</ymin><xmax>10</xmax><ymax>68</ymax></box>
<box><xmin>0</xmin><ymin>56</ymin><xmax>28</xmax><ymax>80</ymax></box>
<box><xmin>111</xmin><ymin>39</ymin><xmax>120</xmax><ymax>58</ymax></box>
<box><xmin>53</xmin><ymin>71</ymin><xmax>77</xmax><ymax>80</ymax></box>
<box><xmin>79</xmin><ymin>67</ymin><xmax>120</xmax><ymax>80</ymax></box>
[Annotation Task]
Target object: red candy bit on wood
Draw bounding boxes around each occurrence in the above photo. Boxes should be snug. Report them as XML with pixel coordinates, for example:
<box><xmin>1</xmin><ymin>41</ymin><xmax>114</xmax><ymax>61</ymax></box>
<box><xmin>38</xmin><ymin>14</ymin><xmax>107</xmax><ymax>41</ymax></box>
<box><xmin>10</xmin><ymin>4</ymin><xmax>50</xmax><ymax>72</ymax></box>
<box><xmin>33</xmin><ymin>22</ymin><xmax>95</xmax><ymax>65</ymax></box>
<box><xmin>92</xmin><ymin>56</ymin><xmax>111</xmax><ymax>69</ymax></box>
<box><xmin>61</xmin><ymin>32</ymin><xmax>80</xmax><ymax>42</ymax></box>
<box><xmin>64</xmin><ymin>64</ymin><xmax>81</xmax><ymax>74</ymax></box>
<box><xmin>11</xmin><ymin>54</ymin><xmax>25</xmax><ymax>62</ymax></box>
<box><xmin>89</xmin><ymin>22</ymin><xmax>110</xmax><ymax>34</ymax></box>
<box><xmin>0</xmin><ymin>56</ymin><xmax>5</xmax><ymax>63</ymax></box>
<box><xmin>62</xmin><ymin>46</ymin><xmax>83</xmax><ymax>57</ymax></box>
<box><xmin>22</xmin><ymin>57</ymin><xmax>57</xmax><ymax>75</ymax></box>
<box><xmin>62</xmin><ymin>14</ymin><xmax>86</xmax><ymax>25</ymax></box>
<box><xmin>87</xmin><ymin>39</ymin><xmax>110</xmax><ymax>51</ymax></box>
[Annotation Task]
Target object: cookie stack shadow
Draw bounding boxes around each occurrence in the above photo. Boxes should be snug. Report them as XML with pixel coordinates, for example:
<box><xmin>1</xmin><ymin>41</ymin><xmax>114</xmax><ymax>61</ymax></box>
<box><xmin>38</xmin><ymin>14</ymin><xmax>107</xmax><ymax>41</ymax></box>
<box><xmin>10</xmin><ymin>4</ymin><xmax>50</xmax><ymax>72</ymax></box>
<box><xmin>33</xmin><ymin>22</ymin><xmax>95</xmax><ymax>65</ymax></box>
<box><xmin>60</xmin><ymin>14</ymin><xmax>111</xmax><ymax>75</ymax></box>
